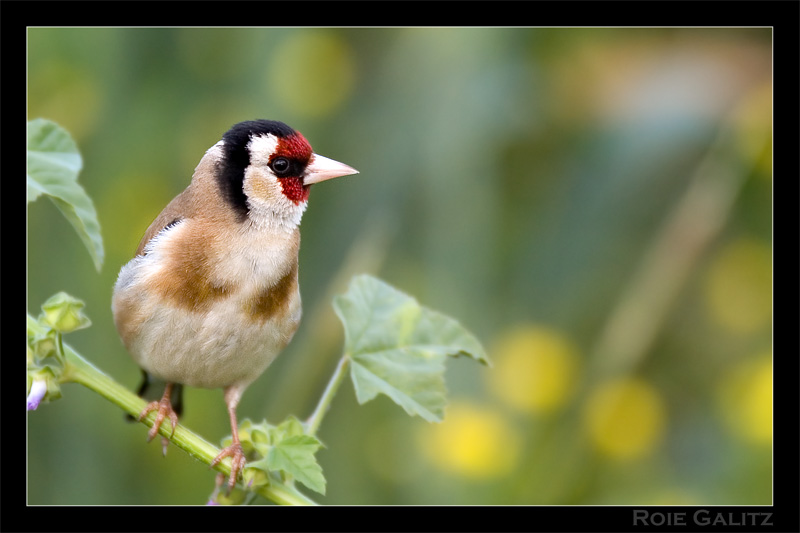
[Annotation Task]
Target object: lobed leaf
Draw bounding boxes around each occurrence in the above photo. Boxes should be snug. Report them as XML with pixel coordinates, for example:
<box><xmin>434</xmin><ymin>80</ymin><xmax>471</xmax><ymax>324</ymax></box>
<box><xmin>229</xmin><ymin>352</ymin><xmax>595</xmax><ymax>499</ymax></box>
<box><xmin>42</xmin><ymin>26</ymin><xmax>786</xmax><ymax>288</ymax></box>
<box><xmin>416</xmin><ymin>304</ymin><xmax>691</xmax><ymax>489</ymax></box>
<box><xmin>266</xmin><ymin>435</ymin><xmax>326</xmax><ymax>495</ymax></box>
<box><xmin>238</xmin><ymin>417</ymin><xmax>326</xmax><ymax>495</ymax></box>
<box><xmin>333</xmin><ymin>274</ymin><xmax>488</xmax><ymax>422</ymax></box>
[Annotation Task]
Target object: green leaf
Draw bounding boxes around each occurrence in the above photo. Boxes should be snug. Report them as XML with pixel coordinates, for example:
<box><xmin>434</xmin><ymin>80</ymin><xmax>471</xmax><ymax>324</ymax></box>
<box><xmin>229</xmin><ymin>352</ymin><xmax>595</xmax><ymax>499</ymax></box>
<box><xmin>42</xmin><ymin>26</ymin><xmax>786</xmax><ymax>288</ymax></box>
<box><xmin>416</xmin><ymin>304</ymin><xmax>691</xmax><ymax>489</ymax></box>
<box><xmin>27</xmin><ymin>118</ymin><xmax>104</xmax><ymax>271</ymax></box>
<box><xmin>236</xmin><ymin>417</ymin><xmax>326</xmax><ymax>495</ymax></box>
<box><xmin>265</xmin><ymin>435</ymin><xmax>326</xmax><ymax>495</ymax></box>
<box><xmin>333</xmin><ymin>274</ymin><xmax>489</xmax><ymax>422</ymax></box>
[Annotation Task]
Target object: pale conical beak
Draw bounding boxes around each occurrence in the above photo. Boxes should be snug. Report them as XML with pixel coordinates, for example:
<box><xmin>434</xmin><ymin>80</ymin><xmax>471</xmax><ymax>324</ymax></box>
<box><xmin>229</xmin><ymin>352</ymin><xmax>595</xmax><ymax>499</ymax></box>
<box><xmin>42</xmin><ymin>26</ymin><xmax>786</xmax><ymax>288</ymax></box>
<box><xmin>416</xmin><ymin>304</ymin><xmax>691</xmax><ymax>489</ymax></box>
<box><xmin>303</xmin><ymin>154</ymin><xmax>359</xmax><ymax>185</ymax></box>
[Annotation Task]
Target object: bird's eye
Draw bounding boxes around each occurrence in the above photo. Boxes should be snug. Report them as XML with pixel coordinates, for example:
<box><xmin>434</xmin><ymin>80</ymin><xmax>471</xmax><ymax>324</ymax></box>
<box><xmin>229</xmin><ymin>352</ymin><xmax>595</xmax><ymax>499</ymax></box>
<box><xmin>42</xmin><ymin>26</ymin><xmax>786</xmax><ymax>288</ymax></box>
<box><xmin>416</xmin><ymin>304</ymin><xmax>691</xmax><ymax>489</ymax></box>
<box><xmin>270</xmin><ymin>157</ymin><xmax>291</xmax><ymax>175</ymax></box>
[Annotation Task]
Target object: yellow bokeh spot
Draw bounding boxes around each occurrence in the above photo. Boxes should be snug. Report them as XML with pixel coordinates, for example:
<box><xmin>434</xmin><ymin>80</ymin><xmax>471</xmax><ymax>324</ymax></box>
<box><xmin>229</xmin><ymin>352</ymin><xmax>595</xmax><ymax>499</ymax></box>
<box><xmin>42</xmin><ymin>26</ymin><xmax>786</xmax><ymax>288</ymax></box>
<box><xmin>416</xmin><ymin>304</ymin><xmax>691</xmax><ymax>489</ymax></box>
<box><xmin>488</xmin><ymin>326</ymin><xmax>579</xmax><ymax>414</ymax></box>
<box><xmin>418</xmin><ymin>402</ymin><xmax>520</xmax><ymax>479</ymax></box>
<box><xmin>268</xmin><ymin>31</ymin><xmax>356</xmax><ymax>118</ymax></box>
<box><xmin>583</xmin><ymin>377</ymin><xmax>666</xmax><ymax>460</ymax></box>
<box><xmin>717</xmin><ymin>352</ymin><xmax>772</xmax><ymax>445</ymax></box>
<box><xmin>704</xmin><ymin>238</ymin><xmax>772</xmax><ymax>334</ymax></box>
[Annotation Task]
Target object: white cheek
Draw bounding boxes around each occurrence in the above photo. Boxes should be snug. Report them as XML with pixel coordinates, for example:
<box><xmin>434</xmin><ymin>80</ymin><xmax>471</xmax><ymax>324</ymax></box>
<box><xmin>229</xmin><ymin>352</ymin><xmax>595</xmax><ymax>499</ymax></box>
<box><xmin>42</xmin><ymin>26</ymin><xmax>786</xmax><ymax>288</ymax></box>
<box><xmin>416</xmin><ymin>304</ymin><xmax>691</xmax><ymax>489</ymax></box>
<box><xmin>240</xmin><ymin>132</ymin><xmax>308</xmax><ymax>230</ymax></box>
<box><xmin>243</xmin><ymin>167</ymin><xmax>307</xmax><ymax>231</ymax></box>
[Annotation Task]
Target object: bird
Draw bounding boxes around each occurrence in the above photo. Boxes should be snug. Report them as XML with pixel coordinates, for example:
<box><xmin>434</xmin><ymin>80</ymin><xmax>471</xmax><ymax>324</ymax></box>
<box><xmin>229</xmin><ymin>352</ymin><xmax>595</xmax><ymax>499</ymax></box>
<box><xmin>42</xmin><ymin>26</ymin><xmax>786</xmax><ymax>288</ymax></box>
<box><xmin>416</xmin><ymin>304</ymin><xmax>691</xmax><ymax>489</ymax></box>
<box><xmin>111</xmin><ymin>119</ymin><xmax>358</xmax><ymax>490</ymax></box>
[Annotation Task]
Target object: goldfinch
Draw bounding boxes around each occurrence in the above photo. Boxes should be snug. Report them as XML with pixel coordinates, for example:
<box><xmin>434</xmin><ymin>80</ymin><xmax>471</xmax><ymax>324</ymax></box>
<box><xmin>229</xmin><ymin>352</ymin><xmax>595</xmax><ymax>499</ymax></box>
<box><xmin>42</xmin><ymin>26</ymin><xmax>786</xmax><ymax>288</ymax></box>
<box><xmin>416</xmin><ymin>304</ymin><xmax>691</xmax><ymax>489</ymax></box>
<box><xmin>112</xmin><ymin>120</ymin><xmax>358</xmax><ymax>490</ymax></box>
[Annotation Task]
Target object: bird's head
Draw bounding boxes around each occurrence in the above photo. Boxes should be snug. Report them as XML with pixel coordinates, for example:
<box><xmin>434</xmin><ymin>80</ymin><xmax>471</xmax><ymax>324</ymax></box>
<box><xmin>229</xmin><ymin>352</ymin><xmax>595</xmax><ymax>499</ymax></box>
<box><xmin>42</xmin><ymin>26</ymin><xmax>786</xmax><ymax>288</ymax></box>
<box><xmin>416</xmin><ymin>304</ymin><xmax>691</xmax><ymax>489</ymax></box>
<box><xmin>212</xmin><ymin>120</ymin><xmax>358</xmax><ymax>230</ymax></box>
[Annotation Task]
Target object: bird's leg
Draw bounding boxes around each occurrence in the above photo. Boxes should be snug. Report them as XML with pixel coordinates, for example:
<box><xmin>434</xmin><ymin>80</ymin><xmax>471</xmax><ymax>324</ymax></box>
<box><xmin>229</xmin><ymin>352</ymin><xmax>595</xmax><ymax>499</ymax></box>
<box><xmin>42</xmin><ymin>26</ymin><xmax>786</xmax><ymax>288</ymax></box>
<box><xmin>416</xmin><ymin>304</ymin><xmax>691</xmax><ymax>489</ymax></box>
<box><xmin>137</xmin><ymin>382</ymin><xmax>179</xmax><ymax>453</ymax></box>
<box><xmin>210</xmin><ymin>386</ymin><xmax>247</xmax><ymax>492</ymax></box>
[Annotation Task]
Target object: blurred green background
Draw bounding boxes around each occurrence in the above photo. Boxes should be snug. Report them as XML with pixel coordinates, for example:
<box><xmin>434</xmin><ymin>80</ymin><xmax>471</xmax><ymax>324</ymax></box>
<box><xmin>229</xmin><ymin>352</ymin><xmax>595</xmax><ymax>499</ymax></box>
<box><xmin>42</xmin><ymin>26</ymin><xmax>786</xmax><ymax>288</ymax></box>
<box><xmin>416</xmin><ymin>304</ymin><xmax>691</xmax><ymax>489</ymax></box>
<box><xmin>27</xmin><ymin>28</ymin><xmax>772</xmax><ymax>505</ymax></box>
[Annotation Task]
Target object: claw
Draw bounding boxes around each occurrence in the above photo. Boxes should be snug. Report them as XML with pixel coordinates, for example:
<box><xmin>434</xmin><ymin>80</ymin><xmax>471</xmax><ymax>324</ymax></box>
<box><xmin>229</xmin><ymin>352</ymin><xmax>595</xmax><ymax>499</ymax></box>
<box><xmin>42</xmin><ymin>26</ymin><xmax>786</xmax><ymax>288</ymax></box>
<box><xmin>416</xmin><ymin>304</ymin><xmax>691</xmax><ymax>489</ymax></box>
<box><xmin>210</xmin><ymin>441</ymin><xmax>246</xmax><ymax>492</ymax></box>
<box><xmin>137</xmin><ymin>383</ymin><xmax>179</xmax><ymax>449</ymax></box>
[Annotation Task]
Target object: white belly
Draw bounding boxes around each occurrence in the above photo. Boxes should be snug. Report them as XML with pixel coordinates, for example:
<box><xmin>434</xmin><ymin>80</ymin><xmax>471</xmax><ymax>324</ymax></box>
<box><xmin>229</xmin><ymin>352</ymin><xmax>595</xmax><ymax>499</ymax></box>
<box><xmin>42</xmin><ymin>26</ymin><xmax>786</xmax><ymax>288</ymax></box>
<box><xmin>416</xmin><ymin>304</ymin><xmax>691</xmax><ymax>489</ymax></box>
<box><xmin>124</xmin><ymin>293</ymin><xmax>300</xmax><ymax>389</ymax></box>
<box><xmin>112</xmin><ymin>216</ymin><xmax>302</xmax><ymax>390</ymax></box>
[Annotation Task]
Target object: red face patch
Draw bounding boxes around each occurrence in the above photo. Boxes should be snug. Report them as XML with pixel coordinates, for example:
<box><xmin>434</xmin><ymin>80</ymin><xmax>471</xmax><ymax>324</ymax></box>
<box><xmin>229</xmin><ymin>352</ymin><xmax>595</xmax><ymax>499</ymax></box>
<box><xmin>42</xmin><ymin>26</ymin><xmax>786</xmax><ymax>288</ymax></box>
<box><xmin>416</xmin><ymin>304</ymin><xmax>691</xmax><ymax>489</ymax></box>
<box><xmin>273</xmin><ymin>132</ymin><xmax>313</xmax><ymax>204</ymax></box>
<box><xmin>278</xmin><ymin>176</ymin><xmax>309</xmax><ymax>204</ymax></box>
<box><xmin>275</xmin><ymin>132</ymin><xmax>313</xmax><ymax>165</ymax></box>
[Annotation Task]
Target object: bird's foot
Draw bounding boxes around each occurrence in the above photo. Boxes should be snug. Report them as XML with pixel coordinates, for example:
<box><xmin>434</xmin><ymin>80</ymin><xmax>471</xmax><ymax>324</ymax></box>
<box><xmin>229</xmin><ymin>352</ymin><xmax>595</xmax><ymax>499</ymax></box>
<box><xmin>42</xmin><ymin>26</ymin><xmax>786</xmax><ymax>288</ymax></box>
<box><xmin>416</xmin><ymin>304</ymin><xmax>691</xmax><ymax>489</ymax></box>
<box><xmin>138</xmin><ymin>395</ymin><xmax>179</xmax><ymax>446</ymax></box>
<box><xmin>210</xmin><ymin>441</ymin><xmax>246</xmax><ymax>492</ymax></box>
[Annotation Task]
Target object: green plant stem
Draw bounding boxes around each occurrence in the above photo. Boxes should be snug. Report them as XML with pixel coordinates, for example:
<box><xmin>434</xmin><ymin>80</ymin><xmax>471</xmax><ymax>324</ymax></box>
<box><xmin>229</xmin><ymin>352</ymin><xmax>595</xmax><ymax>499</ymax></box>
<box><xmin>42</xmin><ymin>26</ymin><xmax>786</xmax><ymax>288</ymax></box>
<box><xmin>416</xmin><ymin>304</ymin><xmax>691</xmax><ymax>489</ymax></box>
<box><xmin>305</xmin><ymin>354</ymin><xmax>351</xmax><ymax>437</ymax></box>
<box><xmin>58</xmin><ymin>341</ymin><xmax>316</xmax><ymax>506</ymax></box>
